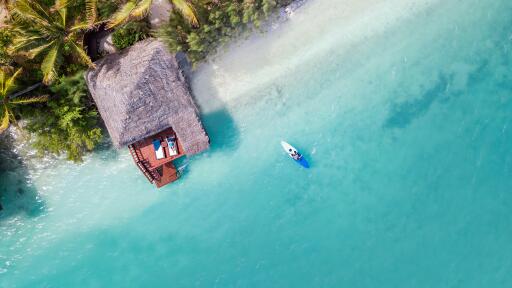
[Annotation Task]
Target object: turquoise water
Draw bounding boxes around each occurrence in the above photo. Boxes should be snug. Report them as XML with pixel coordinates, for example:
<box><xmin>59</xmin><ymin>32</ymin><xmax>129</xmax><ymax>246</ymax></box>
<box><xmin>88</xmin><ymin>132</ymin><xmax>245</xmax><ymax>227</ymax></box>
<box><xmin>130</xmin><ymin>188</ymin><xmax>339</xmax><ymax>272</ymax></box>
<box><xmin>1</xmin><ymin>0</ymin><xmax>512</xmax><ymax>286</ymax></box>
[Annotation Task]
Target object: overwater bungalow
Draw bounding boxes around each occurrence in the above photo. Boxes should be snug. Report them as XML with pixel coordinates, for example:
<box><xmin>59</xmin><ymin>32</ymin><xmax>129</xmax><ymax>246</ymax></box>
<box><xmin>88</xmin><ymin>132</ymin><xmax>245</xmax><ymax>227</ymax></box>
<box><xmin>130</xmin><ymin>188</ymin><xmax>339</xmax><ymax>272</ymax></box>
<box><xmin>85</xmin><ymin>39</ymin><xmax>209</xmax><ymax>188</ymax></box>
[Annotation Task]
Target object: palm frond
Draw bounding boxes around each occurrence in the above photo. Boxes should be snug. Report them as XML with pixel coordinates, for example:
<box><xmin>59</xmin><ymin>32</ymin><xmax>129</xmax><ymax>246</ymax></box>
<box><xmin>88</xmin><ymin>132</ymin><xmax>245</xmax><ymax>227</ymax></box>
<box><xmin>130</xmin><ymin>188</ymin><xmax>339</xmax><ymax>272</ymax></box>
<box><xmin>0</xmin><ymin>70</ymin><xmax>5</xmax><ymax>97</ymax></box>
<box><xmin>9</xmin><ymin>35</ymin><xmax>49</xmax><ymax>55</ymax></box>
<box><xmin>69</xmin><ymin>22</ymin><xmax>91</xmax><ymax>32</ymax></box>
<box><xmin>107</xmin><ymin>1</ymin><xmax>136</xmax><ymax>29</ymax></box>
<box><xmin>85</xmin><ymin>0</ymin><xmax>98</xmax><ymax>25</ymax></box>
<box><xmin>52</xmin><ymin>0</ymin><xmax>70</xmax><ymax>27</ymax></box>
<box><xmin>58</xmin><ymin>7</ymin><xmax>67</xmax><ymax>27</ymax></box>
<box><xmin>0</xmin><ymin>108</ymin><xmax>9</xmax><ymax>134</ymax></box>
<box><xmin>41</xmin><ymin>44</ymin><xmax>61</xmax><ymax>85</ymax></box>
<box><xmin>52</xmin><ymin>0</ymin><xmax>69</xmax><ymax>10</ymax></box>
<box><xmin>29</xmin><ymin>42</ymin><xmax>56</xmax><ymax>59</ymax></box>
<box><xmin>68</xmin><ymin>41</ymin><xmax>95</xmax><ymax>68</ymax></box>
<box><xmin>11</xmin><ymin>0</ymin><xmax>50</xmax><ymax>19</ymax></box>
<box><xmin>10</xmin><ymin>3</ymin><xmax>61</xmax><ymax>39</ymax></box>
<box><xmin>171</xmin><ymin>0</ymin><xmax>199</xmax><ymax>27</ymax></box>
<box><xmin>10</xmin><ymin>95</ymin><xmax>49</xmax><ymax>105</ymax></box>
<box><xmin>3</xmin><ymin>68</ymin><xmax>22</xmax><ymax>96</ymax></box>
<box><xmin>10</xmin><ymin>0</ymin><xmax>52</xmax><ymax>29</ymax></box>
<box><xmin>130</xmin><ymin>0</ymin><xmax>153</xmax><ymax>20</ymax></box>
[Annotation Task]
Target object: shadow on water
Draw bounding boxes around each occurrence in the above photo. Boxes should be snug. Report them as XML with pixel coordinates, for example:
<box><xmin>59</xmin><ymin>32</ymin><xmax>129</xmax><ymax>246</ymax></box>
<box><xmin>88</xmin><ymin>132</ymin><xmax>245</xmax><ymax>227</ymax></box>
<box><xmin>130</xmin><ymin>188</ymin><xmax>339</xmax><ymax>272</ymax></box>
<box><xmin>92</xmin><ymin>136</ymin><xmax>123</xmax><ymax>162</ymax></box>
<box><xmin>184</xmin><ymin>55</ymin><xmax>241</xmax><ymax>154</ymax></box>
<box><xmin>201</xmin><ymin>108</ymin><xmax>240</xmax><ymax>152</ymax></box>
<box><xmin>384</xmin><ymin>74</ymin><xmax>452</xmax><ymax>129</ymax></box>
<box><xmin>0</xmin><ymin>133</ymin><xmax>45</xmax><ymax>221</ymax></box>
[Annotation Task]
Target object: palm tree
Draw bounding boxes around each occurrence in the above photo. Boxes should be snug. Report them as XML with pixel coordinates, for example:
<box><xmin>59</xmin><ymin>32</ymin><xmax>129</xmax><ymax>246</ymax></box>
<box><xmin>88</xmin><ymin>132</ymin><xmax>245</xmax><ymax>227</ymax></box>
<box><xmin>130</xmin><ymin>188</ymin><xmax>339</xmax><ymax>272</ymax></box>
<box><xmin>107</xmin><ymin>0</ymin><xmax>199</xmax><ymax>29</ymax></box>
<box><xmin>8</xmin><ymin>0</ymin><xmax>98</xmax><ymax>84</ymax></box>
<box><xmin>0</xmin><ymin>67</ymin><xmax>48</xmax><ymax>133</ymax></box>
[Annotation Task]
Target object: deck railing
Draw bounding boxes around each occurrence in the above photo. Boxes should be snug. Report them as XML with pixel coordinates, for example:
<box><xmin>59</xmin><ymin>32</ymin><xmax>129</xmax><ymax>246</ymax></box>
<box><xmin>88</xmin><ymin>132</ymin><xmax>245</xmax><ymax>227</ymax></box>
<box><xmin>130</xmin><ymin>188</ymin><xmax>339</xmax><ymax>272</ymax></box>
<box><xmin>128</xmin><ymin>144</ymin><xmax>158</xmax><ymax>183</ymax></box>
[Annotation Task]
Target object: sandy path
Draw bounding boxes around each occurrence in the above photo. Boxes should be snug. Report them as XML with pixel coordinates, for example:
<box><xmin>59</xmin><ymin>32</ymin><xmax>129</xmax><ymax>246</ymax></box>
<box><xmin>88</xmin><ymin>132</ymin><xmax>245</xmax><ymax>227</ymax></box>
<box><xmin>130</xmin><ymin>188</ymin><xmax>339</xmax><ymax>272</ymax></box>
<box><xmin>0</xmin><ymin>6</ymin><xmax>7</xmax><ymax>27</ymax></box>
<box><xmin>149</xmin><ymin>0</ymin><xmax>172</xmax><ymax>28</ymax></box>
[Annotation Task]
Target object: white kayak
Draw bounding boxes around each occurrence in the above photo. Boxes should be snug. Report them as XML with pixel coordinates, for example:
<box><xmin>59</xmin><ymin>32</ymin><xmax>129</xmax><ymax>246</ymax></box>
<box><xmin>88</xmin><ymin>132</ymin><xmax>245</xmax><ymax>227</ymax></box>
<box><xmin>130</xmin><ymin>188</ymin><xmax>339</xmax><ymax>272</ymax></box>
<box><xmin>281</xmin><ymin>141</ymin><xmax>310</xmax><ymax>168</ymax></box>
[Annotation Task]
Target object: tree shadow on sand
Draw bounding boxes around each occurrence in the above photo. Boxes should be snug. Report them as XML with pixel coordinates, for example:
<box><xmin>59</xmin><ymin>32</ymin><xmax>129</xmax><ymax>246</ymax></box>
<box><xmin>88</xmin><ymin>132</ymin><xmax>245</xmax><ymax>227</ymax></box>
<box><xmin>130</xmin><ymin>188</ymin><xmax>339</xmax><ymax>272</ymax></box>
<box><xmin>0</xmin><ymin>134</ymin><xmax>46</xmax><ymax>221</ymax></box>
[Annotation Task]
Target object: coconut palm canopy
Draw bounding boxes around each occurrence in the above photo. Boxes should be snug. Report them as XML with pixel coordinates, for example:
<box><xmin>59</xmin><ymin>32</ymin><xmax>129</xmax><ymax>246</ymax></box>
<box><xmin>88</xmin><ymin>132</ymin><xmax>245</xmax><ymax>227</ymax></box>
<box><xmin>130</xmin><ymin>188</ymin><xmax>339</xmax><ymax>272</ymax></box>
<box><xmin>9</xmin><ymin>0</ymin><xmax>97</xmax><ymax>84</ymax></box>
<box><xmin>1</xmin><ymin>67</ymin><xmax>48</xmax><ymax>133</ymax></box>
<box><xmin>84</xmin><ymin>39</ymin><xmax>209</xmax><ymax>154</ymax></box>
<box><xmin>107</xmin><ymin>0</ymin><xmax>198</xmax><ymax>29</ymax></box>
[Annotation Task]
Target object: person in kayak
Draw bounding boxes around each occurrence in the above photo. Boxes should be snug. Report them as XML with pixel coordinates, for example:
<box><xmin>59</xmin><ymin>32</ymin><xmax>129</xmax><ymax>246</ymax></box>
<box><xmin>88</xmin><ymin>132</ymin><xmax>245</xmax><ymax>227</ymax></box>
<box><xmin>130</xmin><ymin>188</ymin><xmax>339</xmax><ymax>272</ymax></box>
<box><xmin>289</xmin><ymin>149</ymin><xmax>301</xmax><ymax>160</ymax></box>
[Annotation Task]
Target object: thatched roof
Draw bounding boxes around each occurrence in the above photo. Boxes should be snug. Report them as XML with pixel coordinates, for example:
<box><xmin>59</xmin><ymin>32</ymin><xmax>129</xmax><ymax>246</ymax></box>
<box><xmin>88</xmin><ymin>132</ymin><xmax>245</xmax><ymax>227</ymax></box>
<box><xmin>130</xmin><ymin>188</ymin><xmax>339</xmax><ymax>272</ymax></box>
<box><xmin>85</xmin><ymin>39</ymin><xmax>209</xmax><ymax>154</ymax></box>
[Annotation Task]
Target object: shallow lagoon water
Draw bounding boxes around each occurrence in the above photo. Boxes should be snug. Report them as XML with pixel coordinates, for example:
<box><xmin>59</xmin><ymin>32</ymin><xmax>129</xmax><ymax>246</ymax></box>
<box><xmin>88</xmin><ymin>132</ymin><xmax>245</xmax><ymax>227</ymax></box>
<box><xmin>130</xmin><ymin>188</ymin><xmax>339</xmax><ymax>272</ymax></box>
<box><xmin>1</xmin><ymin>0</ymin><xmax>512</xmax><ymax>286</ymax></box>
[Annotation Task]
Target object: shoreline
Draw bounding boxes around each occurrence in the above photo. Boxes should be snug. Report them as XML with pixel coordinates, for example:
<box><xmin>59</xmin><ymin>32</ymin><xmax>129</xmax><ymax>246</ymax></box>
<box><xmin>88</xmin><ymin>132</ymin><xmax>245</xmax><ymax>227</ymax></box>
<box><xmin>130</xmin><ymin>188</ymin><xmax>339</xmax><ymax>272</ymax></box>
<box><xmin>0</xmin><ymin>0</ymin><xmax>441</xmax><ymax>169</ymax></box>
<box><xmin>0</xmin><ymin>0</ymin><xmax>312</xmax><ymax>167</ymax></box>
<box><xmin>0</xmin><ymin>0</ymin><xmax>441</xmax><ymax>166</ymax></box>
<box><xmin>191</xmin><ymin>0</ymin><xmax>440</xmax><ymax>113</ymax></box>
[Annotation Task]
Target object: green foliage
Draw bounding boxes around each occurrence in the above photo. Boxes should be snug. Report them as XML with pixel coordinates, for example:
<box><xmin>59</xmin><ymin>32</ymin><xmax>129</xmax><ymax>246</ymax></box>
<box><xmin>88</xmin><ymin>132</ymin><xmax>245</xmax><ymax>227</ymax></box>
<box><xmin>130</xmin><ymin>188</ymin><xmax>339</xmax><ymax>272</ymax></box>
<box><xmin>1</xmin><ymin>1</ymin><xmax>112</xmax><ymax>162</ymax></box>
<box><xmin>0</xmin><ymin>29</ymin><xmax>12</xmax><ymax>66</ymax></box>
<box><xmin>112</xmin><ymin>21</ymin><xmax>151</xmax><ymax>50</ymax></box>
<box><xmin>1</xmin><ymin>67</ymin><xmax>48</xmax><ymax>134</ymax></box>
<box><xmin>64</xmin><ymin>62</ymin><xmax>88</xmax><ymax>75</ymax></box>
<box><xmin>24</xmin><ymin>72</ymin><xmax>102</xmax><ymax>162</ymax></box>
<box><xmin>157</xmin><ymin>0</ymin><xmax>292</xmax><ymax>64</ymax></box>
<box><xmin>98</xmin><ymin>0</ymin><xmax>120</xmax><ymax>20</ymax></box>
<box><xmin>9</xmin><ymin>0</ymin><xmax>96</xmax><ymax>84</ymax></box>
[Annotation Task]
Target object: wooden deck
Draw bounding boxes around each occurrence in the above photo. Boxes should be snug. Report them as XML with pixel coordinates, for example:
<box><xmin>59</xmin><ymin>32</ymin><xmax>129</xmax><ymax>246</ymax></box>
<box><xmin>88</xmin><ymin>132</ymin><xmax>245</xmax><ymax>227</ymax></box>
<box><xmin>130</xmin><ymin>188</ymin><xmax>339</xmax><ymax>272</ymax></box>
<box><xmin>128</xmin><ymin>127</ymin><xmax>185</xmax><ymax>188</ymax></box>
<box><xmin>131</xmin><ymin>127</ymin><xmax>185</xmax><ymax>169</ymax></box>
<box><xmin>154</xmin><ymin>162</ymin><xmax>180</xmax><ymax>188</ymax></box>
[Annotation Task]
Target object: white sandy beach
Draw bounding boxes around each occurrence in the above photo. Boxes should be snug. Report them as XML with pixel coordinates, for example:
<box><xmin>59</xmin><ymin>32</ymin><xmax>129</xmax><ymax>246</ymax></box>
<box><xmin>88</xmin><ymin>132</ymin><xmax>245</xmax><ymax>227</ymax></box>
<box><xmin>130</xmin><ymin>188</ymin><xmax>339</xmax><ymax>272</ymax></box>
<box><xmin>191</xmin><ymin>0</ymin><xmax>440</xmax><ymax>113</ymax></box>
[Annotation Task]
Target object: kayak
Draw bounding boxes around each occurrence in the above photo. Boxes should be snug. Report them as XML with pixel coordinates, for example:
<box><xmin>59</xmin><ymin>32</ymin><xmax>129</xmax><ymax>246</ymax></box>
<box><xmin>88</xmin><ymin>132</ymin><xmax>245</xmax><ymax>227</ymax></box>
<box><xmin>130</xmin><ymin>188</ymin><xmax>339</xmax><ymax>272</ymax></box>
<box><xmin>281</xmin><ymin>141</ymin><xmax>310</xmax><ymax>168</ymax></box>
